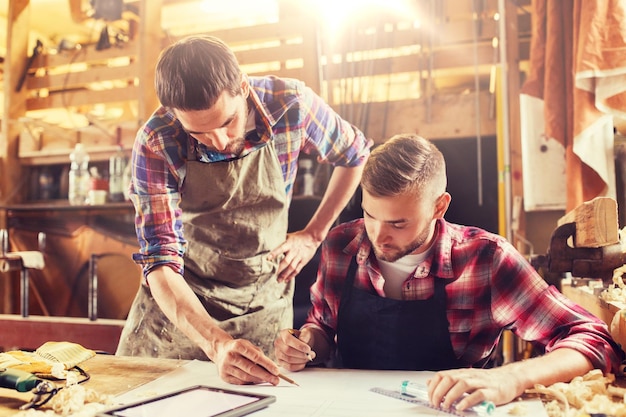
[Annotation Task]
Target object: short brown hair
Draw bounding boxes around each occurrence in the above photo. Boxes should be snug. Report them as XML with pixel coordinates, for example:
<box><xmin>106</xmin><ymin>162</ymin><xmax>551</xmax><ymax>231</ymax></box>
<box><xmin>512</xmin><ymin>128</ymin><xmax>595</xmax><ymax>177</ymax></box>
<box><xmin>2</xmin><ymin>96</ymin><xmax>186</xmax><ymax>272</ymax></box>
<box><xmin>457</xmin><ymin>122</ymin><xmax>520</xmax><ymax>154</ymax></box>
<box><xmin>361</xmin><ymin>133</ymin><xmax>447</xmax><ymax>199</ymax></box>
<box><xmin>155</xmin><ymin>35</ymin><xmax>242</xmax><ymax>111</ymax></box>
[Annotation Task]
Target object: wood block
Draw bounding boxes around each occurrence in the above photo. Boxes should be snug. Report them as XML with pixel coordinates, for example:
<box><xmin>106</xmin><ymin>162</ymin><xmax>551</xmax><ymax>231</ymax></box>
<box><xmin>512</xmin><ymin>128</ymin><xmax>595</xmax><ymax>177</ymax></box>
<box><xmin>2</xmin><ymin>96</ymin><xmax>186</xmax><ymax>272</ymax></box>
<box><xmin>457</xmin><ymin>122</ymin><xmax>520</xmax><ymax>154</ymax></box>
<box><xmin>611</xmin><ymin>309</ymin><xmax>626</xmax><ymax>352</ymax></box>
<box><xmin>557</xmin><ymin>197</ymin><xmax>619</xmax><ymax>248</ymax></box>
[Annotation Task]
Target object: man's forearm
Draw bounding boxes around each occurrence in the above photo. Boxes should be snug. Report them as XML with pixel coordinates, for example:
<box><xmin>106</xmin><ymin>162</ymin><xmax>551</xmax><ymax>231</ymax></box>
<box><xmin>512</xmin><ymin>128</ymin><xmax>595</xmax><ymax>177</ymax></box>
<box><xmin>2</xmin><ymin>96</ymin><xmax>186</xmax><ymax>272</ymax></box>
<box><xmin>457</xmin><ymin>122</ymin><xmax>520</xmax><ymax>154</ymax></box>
<box><xmin>147</xmin><ymin>266</ymin><xmax>232</xmax><ymax>359</ymax></box>
<box><xmin>303</xmin><ymin>164</ymin><xmax>364</xmax><ymax>244</ymax></box>
<box><xmin>503</xmin><ymin>348</ymin><xmax>593</xmax><ymax>394</ymax></box>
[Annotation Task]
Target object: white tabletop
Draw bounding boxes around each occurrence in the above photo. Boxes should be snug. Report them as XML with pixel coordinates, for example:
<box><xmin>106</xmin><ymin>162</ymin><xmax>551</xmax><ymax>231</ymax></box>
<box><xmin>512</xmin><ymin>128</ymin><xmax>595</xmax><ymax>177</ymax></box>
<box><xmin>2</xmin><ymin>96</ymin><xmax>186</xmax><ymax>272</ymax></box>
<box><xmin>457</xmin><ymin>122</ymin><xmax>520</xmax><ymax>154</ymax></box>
<box><xmin>113</xmin><ymin>360</ymin><xmax>547</xmax><ymax>417</ymax></box>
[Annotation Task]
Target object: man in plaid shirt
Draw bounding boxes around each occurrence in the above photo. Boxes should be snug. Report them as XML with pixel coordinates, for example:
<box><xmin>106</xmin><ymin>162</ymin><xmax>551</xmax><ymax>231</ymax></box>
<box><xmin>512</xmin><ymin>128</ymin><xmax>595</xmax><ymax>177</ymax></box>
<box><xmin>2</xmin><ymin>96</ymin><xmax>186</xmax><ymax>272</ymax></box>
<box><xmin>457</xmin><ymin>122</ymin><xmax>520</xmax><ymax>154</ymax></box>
<box><xmin>117</xmin><ymin>35</ymin><xmax>370</xmax><ymax>386</ymax></box>
<box><xmin>275</xmin><ymin>133</ymin><xmax>623</xmax><ymax>412</ymax></box>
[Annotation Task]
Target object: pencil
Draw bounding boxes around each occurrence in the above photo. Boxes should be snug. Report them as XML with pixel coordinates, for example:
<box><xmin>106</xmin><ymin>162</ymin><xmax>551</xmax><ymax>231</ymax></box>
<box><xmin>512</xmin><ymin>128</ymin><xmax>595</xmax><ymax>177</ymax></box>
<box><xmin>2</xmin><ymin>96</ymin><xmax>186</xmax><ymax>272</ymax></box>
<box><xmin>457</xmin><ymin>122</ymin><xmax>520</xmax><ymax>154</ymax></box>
<box><xmin>277</xmin><ymin>373</ymin><xmax>299</xmax><ymax>386</ymax></box>
<box><xmin>258</xmin><ymin>362</ymin><xmax>299</xmax><ymax>386</ymax></box>
<box><xmin>288</xmin><ymin>329</ymin><xmax>313</xmax><ymax>362</ymax></box>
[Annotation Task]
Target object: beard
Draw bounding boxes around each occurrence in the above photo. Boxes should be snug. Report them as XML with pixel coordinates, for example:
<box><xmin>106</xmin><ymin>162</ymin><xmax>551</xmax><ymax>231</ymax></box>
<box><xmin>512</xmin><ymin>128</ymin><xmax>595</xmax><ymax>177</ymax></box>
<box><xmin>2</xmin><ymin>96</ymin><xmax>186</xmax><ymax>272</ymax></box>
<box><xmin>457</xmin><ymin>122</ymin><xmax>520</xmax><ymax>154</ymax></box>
<box><xmin>371</xmin><ymin>226</ymin><xmax>432</xmax><ymax>262</ymax></box>
<box><xmin>223</xmin><ymin>137</ymin><xmax>245</xmax><ymax>155</ymax></box>
<box><xmin>202</xmin><ymin>137</ymin><xmax>245</xmax><ymax>155</ymax></box>
<box><xmin>225</xmin><ymin>101</ymin><xmax>249</xmax><ymax>155</ymax></box>
<box><xmin>200</xmin><ymin>100</ymin><xmax>248</xmax><ymax>155</ymax></box>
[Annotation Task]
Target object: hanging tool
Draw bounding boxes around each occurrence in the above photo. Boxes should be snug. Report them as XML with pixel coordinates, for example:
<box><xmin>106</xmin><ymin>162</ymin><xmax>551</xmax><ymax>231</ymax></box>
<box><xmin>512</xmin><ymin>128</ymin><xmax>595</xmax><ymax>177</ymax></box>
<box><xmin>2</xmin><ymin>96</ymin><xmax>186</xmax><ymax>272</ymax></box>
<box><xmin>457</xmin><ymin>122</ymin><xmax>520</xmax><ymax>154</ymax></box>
<box><xmin>16</xmin><ymin>39</ymin><xmax>44</xmax><ymax>92</ymax></box>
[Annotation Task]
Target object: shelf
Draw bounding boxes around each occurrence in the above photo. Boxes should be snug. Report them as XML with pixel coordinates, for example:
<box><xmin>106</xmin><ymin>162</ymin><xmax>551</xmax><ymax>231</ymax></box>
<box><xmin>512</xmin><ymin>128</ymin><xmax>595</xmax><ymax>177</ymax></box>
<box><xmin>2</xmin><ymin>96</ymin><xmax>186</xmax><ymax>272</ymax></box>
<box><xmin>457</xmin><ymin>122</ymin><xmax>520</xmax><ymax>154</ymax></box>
<box><xmin>18</xmin><ymin>145</ymin><xmax>129</xmax><ymax>166</ymax></box>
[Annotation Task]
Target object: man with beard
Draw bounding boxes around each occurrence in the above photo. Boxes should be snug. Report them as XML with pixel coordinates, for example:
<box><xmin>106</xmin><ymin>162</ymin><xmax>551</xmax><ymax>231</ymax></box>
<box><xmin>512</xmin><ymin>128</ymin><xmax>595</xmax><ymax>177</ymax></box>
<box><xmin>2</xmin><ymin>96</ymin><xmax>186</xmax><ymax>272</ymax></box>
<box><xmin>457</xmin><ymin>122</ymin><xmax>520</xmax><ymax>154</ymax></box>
<box><xmin>117</xmin><ymin>35</ymin><xmax>371</xmax><ymax>385</ymax></box>
<box><xmin>274</xmin><ymin>133</ymin><xmax>623</xmax><ymax>412</ymax></box>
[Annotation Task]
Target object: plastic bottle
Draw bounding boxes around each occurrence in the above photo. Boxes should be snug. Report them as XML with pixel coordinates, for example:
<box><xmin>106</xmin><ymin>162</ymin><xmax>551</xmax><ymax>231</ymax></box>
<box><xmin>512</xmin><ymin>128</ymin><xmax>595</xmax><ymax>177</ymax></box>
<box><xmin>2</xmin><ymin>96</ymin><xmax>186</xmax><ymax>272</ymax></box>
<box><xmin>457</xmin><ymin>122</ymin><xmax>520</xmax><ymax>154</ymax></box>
<box><xmin>108</xmin><ymin>146</ymin><xmax>127</xmax><ymax>202</ymax></box>
<box><xmin>299</xmin><ymin>159</ymin><xmax>315</xmax><ymax>196</ymax></box>
<box><xmin>68</xmin><ymin>143</ymin><xmax>90</xmax><ymax>205</ymax></box>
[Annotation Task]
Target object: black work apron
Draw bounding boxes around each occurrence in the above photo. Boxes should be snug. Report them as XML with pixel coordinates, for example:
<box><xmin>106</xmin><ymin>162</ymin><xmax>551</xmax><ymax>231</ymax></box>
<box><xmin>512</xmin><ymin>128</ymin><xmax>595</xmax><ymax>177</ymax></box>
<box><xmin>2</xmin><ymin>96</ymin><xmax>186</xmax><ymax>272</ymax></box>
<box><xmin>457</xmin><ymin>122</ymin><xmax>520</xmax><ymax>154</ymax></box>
<box><xmin>117</xmin><ymin>139</ymin><xmax>292</xmax><ymax>360</ymax></box>
<box><xmin>336</xmin><ymin>257</ymin><xmax>461</xmax><ymax>370</ymax></box>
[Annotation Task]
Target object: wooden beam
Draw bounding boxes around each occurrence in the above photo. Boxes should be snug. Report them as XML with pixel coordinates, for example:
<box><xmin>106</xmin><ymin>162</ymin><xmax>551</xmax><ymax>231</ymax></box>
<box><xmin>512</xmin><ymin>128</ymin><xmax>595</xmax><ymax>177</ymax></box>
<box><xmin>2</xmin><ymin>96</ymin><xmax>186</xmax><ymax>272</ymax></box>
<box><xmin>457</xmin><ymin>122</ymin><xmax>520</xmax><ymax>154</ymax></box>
<box><xmin>0</xmin><ymin>314</ymin><xmax>125</xmax><ymax>354</ymax></box>
<box><xmin>137</xmin><ymin>0</ymin><xmax>163</xmax><ymax>124</ymax></box>
<box><xmin>1</xmin><ymin>0</ymin><xmax>30</xmax><ymax>205</ymax></box>
<box><xmin>504</xmin><ymin>0</ymin><xmax>525</xmax><ymax>249</ymax></box>
<box><xmin>278</xmin><ymin>0</ymin><xmax>321</xmax><ymax>93</ymax></box>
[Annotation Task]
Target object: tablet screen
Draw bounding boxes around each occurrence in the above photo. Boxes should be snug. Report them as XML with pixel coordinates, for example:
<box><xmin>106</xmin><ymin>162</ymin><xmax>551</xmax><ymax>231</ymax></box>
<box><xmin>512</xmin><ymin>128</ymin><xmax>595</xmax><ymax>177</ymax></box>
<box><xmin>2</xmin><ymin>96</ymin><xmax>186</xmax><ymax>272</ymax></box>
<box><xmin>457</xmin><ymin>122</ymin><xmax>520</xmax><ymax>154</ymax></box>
<box><xmin>98</xmin><ymin>385</ymin><xmax>276</xmax><ymax>417</ymax></box>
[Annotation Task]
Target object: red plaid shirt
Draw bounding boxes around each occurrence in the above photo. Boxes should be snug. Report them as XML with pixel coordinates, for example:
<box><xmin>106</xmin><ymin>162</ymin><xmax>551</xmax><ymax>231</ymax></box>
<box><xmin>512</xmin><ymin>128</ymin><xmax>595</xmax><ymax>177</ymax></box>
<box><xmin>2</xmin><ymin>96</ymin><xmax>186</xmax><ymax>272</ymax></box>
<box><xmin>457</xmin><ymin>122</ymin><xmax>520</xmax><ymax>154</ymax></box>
<box><xmin>304</xmin><ymin>218</ymin><xmax>623</xmax><ymax>372</ymax></box>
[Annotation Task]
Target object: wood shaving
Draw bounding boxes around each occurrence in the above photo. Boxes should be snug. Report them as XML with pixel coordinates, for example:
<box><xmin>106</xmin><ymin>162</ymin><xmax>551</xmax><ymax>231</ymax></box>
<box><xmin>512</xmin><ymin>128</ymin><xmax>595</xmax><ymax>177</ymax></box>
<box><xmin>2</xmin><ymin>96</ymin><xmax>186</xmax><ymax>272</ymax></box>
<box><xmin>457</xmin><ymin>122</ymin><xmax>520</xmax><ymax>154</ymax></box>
<box><xmin>526</xmin><ymin>369</ymin><xmax>626</xmax><ymax>417</ymax></box>
<box><xmin>600</xmin><ymin>264</ymin><xmax>626</xmax><ymax>302</ymax></box>
<box><xmin>507</xmin><ymin>402</ymin><xmax>528</xmax><ymax>415</ymax></box>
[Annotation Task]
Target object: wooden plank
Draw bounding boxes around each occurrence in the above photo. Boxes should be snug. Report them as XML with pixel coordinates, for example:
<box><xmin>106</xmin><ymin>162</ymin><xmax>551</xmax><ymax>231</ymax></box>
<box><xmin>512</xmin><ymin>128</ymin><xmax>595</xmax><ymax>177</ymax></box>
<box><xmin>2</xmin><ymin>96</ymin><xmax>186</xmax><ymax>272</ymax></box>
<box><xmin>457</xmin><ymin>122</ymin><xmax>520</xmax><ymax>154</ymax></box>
<box><xmin>30</xmin><ymin>41</ymin><xmax>139</xmax><ymax>70</ymax></box>
<box><xmin>246</xmin><ymin>67</ymin><xmax>305</xmax><ymax>82</ymax></box>
<box><xmin>318</xmin><ymin>15</ymin><xmax>530</xmax><ymax>54</ymax></box>
<box><xmin>26</xmin><ymin>86</ymin><xmax>139</xmax><ymax>111</ymax></box>
<box><xmin>0</xmin><ymin>314</ymin><xmax>126</xmax><ymax>353</ymax></box>
<box><xmin>322</xmin><ymin>41</ymin><xmax>529</xmax><ymax>81</ymax></box>
<box><xmin>557</xmin><ymin>197</ymin><xmax>619</xmax><ymax>248</ymax></box>
<box><xmin>26</xmin><ymin>63</ymin><xmax>138</xmax><ymax>91</ymax></box>
<box><xmin>194</xmin><ymin>20</ymin><xmax>306</xmax><ymax>46</ymax></box>
<box><xmin>236</xmin><ymin>43</ymin><xmax>306</xmax><ymax>66</ymax></box>
<box><xmin>561</xmin><ymin>283</ymin><xmax>619</xmax><ymax>326</ymax></box>
<box><xmin>349</xmin><ymin>91</ymin><xmax>497</xmax><ymax>141</ymax></box>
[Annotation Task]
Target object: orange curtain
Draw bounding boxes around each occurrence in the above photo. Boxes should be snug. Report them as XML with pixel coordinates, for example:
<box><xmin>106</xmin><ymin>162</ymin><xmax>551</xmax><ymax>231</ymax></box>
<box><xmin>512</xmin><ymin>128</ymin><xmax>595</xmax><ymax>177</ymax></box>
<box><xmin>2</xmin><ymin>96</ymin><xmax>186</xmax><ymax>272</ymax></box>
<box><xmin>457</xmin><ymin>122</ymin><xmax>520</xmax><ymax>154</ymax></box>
<box><xmin>521</xmin><ymin>0</ymin><xmax>626</xmax><ymax>212</ymax></box>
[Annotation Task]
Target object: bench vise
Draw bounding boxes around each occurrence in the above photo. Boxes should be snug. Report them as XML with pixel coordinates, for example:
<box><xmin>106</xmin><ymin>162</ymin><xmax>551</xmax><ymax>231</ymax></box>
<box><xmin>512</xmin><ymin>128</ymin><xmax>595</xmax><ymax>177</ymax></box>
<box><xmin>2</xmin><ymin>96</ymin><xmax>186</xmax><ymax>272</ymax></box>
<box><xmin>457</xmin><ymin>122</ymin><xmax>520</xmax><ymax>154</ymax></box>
<box><xmin>531</xmin><ymin>222</ymin><xmax>626</xmax><ymax>282</ymax></box>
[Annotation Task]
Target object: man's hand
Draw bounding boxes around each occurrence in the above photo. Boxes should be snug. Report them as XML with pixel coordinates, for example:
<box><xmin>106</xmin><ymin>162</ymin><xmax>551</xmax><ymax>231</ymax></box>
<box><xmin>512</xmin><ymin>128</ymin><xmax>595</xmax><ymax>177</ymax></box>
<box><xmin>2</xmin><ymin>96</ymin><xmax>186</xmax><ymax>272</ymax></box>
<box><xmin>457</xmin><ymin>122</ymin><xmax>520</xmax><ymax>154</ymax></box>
<box><xmin>274</xmin><ymin>329</ymin><xmax>316</xmax><ymax>371</ymax></box>
<box><xmin>212</xmin><ymin>338</ymin><xmax>282</xmax><ymax>385</ymax></box>
<box><xmin>427</xmin><ymin>367</ymin><xmax>524</xmax><ymax>411</ymax></box>
<box><xmin>268</xmin><ymin>231</ymin><xmax>320</xmax><ymax>282</ymax></box>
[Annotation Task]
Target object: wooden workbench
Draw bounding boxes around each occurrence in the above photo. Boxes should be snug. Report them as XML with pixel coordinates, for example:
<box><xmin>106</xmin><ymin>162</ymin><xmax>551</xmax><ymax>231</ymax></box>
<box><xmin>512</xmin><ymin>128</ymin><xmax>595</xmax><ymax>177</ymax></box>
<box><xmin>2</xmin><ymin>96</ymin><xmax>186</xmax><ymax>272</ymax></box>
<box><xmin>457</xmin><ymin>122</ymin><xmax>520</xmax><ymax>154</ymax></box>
<box><xmin>0</xmin><ymin>354</ymin><xmax>186</xmax><ymax>417</ymax></box>
<box><xmin>561</xmin><ymin>279</ymin><xmax>626</xmax><ymax>349</ymax></box>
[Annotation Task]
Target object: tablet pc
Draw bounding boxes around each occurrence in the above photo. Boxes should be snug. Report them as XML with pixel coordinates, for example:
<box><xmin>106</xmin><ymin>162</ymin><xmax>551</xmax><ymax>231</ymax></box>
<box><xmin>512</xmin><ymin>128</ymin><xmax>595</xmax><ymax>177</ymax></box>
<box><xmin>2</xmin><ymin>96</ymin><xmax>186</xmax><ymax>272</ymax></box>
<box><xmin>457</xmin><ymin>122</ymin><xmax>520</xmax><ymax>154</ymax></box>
<box><xmin>96</xmin><ymin>385</ymin><xmax>276</xmax><ymax>417</ymax></box>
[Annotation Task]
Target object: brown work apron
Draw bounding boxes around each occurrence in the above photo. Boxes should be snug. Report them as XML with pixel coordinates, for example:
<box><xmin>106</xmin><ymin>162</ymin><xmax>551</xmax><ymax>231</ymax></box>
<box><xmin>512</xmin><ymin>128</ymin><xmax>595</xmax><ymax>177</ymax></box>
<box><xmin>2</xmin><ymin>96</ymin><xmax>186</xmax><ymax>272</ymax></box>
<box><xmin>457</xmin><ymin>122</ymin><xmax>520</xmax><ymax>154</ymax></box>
<box><xmin>117</xmin><ymin>140</ymin><xmax>293</xmax><ymax>360</ymax></box>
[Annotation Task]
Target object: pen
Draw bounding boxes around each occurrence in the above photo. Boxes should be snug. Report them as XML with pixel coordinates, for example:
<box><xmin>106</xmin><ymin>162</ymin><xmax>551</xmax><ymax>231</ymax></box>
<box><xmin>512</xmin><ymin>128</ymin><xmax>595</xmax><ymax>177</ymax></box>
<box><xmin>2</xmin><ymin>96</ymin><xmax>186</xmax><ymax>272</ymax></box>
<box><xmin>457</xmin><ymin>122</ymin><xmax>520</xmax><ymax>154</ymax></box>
<box><xmin>288</xmin><ymin>329</ymin><xmax>313</xmax><ymax>362</ymax></box>
<box><xmin>400</xmin><ymin>380</ymin><xmax>495</xmax><ymax>416</ymax></box>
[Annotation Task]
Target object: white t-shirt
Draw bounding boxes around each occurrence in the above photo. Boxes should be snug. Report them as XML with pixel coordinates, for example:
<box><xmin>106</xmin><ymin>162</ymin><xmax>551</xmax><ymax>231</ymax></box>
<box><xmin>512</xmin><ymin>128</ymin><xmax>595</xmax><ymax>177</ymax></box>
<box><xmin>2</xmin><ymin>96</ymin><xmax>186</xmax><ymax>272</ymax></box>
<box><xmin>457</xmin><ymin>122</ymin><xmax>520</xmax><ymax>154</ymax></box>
<box><xmin>378</xmin><ymin>246</ymin><xmax>433</xmax><ymax>300</ymax></box>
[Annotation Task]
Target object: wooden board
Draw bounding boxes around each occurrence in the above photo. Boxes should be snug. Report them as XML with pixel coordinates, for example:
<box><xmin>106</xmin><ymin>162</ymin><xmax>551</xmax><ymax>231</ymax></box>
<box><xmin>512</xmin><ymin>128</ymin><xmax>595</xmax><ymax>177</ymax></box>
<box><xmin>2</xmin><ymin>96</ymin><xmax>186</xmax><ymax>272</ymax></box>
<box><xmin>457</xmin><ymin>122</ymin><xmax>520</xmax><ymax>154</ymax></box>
<box><xmin>0</xmin><ymin>354</ymin><xmax>186</xmax><ymax>417</ymax></box>
<box><xmin>557</xmin><ymin>197</ymin><xmax>619</xmax><ymax>248</ymax></box>
<box><xmin>561</xmin><ymin>282</ymin><xmax>626</xmax><ymax>351</ymax></box>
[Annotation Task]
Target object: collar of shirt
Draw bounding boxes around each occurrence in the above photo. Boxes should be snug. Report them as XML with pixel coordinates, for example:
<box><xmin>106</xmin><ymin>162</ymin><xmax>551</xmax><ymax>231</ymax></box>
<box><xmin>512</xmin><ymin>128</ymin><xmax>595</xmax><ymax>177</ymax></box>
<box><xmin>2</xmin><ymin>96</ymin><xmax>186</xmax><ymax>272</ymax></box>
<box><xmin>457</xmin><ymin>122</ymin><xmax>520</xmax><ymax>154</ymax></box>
<box><xmin>348</xmin><ymin>218</ymin><xmax>457</xmax><ymax>281</ymax></box>
<box><xmin>193</xmin><ymin>80</ymin><xmax>284</xmax><ymax>162</ymax></box>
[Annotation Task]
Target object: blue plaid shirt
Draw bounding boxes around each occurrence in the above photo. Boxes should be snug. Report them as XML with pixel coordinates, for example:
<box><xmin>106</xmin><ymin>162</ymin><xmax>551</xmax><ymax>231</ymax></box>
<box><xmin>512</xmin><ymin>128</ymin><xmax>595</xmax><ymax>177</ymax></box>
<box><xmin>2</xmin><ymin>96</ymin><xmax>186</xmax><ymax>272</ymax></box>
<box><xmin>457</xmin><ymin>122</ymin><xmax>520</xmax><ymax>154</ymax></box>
<box><xmin>129</xmin><ymin>75</ymin><xmax>370</xmax><ymax>277</ymax></box>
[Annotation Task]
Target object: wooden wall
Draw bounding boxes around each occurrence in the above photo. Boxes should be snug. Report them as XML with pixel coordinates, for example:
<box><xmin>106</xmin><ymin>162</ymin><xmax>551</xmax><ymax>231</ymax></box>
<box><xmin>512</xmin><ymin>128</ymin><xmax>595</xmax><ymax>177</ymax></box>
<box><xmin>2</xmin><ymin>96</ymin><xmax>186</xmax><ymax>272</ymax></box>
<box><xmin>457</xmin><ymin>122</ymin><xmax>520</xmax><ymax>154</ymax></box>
<box><xmin>0</xmin><ymin>0</ymin><xmax>533</xmax><ymax>318</ymax></box>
